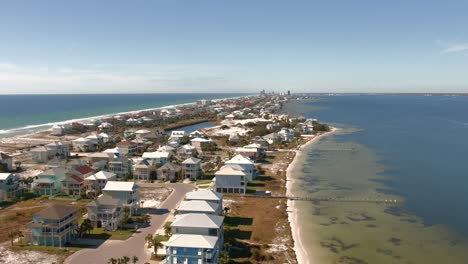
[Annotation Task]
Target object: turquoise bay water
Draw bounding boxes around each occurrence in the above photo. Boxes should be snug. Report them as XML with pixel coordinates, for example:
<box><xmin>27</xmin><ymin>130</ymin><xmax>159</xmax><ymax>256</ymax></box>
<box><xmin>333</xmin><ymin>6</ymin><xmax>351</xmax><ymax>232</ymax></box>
<box><xmin>0</xmin><ymin>93</ymin><xmax>244</xmax><ymax>138</ymax></box>
<box><xmin>283</xmin><ymin>95</ymin><xmax>468</xmax><ymax>263</ymax></box>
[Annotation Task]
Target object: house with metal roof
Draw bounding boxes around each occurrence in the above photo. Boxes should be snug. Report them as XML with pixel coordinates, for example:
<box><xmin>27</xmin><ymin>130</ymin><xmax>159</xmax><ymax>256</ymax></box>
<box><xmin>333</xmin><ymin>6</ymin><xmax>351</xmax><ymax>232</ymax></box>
<box><xmin>32</xmin><ymin>168</ymin><xmax>67</xmax><ymax>195</ymax></box>
<box><xmin>182</xmin><ymin>157</ymin><xmax>202</xmax><ymax>180</ymax></box>
<box><xmin>171</xmin><ymin>213</ymin><xmax>224</xmax><ymax>246</ymax></box>
<box><xmin>225</xmin><ymin>154</ymin><xmax>256</xmax><ymax>181</ymax></box>
<box><xmin>102</xmin><ymin>181</ymin><xmax>139</xmax><ymax>215</ymax></box>
<box><xmin>214</xmin><ymin>165</ymin><xmax>247</xmax><ymax>194</ymax></box>
<box><xmin>177</xmin><ymin>200</ymin><xmax>221</xmax><ymax>215</ymax></box>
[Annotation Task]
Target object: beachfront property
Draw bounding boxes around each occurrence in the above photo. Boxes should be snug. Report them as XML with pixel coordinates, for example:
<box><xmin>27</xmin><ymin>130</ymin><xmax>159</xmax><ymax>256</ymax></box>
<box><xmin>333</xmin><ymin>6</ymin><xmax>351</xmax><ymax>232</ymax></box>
<box><xmin>157</xmin><ymin>162</ymin><xmax>181</xmax><ymax>181</ymax></box>
<box><xmin>102</xmin><ymin>181</ymin><xmax>140</xmax><ymax>215</ymax></box>
<box><xmin>190</xmin><ymin>138</ymin><xmax>213</xmax><ymax>152</ymax></box>
<box><xmin>177</xmin><ymin>200</ymin><xmax>221</xmax><ymax>215</ymax></box>
<box><xmin>214</xmin><ymin>165</ymin><xmax>247</xmax><ymax>194</ymax></box>
<box><xmin>225</xmin><ymin>154</ymin><xmax>256</xmax><ymax>181</ymax></box>
<box><xmin>234</xmin><ymin>147</ymin><xmax>259</xmax><ymax>161</ymax></box>
<box><xmin>164</xmin><ymin>234</ymin><xmax>220</xmax><ymax>264</ymax></box>
<box><xmin>87</xmin><ymin>194</ymin><xmax>123</xmax><ymax>231</ymax></box>
<box><xmin>252</xmin><ymin>136</ymin><xmax>270</xmax><ymax>150</ymax></box>
<box><xmin>182</xmin><ymin>157</ymin><xmax>202</xmax><ymax>180</ymax></box>
<box><xmin>98</xmin><ymin>122</ymin><xmax>113</xmax><ymax>132</ymax></box>
<box><xmin>244</xmin><ymin>143</ymin><xmax>266</xmax><ymax>159</ymax></box>
<box><xmin>171</xmin><ymin>213</ymin><xmax>224</xmax><ymax>246</ymax></box>
<box><xmin>184</xmin><ymin>190</ymin><xmax>223</xmax><ymax>209</ymax></box>
<box><xmin>31</xmin><ymin>142</ymin><xmax>70</xmax><ymax>163</ymax></box>
<box><xmin>228</xmin><ymin>133</ymin><xmax>240</xmax><ymax>143</ymax></box>
<box><xmin>0</xmin><ymin>173</ymin><xmax>21</xmax><ymax>202</ymax></box>
<box><xmin>85</xmin><ymin>171</ymin><xmax>117</xmax><ymax>197</ymax></box>
<box><xmin>32</xmin><ymin>168</ymin><xmax>67</xmax><ymax>195</ymax></box>
<box><xmin>26</xmin><ymin>204</ymin><xmax>78</xmax><ymax>247</ymax></box>
<box><xmin>0</xmin><ymin>152</ymin><xmax>13</xmax><ymax>172</ymax></box>
<box><xmin>263</xmin><ymin>132</ymin><xmax>280</xmax><ymax>144</ymax></box>
<box><xmin>278</xmin><ymin>127</ymin><xmax>295</xmax><ymax>142</ymax></box>
<box><xmin>142</xmin><ymin>151</ymin><xmax>171</xmax><ymax>165</ymax></box>
<box><xmin>51</xmin><ymin>124</ymin><xmax>65</xmax><ymax>136</ymax></box>
<box><xmin>72</xmin><ymin>137</ymin><xmax>96</xmax><ymax>152</ymax></box>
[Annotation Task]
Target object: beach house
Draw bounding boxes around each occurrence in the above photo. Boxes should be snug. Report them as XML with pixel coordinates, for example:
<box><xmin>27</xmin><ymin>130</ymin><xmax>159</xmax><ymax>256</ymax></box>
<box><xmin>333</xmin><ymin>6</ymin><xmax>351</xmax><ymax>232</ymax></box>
<box><xmin>116</xmin><ymin>141</ymin><xmax>138</xmax><ymax>155</ymax></box>
<box><xmin>225</xmin><ymin>154</ymin><xmax>256</xmax><ymax>181</ymax></box>
<box><xmin>142</xmin><ymin>151</ymin><xmax>171</xmax><ymax>165</ymax></box>
<box><xmin>190</xmin><ymin>138</ymin><xmax>213</xmax><ymax>153</ymax></box>
<box><xmin>0</xmin><ymin>173</ymin><xmax>21</xmax><ymax>202</ymax></box>
<box><xmin>176</xmin><ymin>145</ymin><xmax>197</xmax><ymax>158</ymax></box>
<box><xmin>171</xmin><ymin>213</ymin><xmax>224</xmax><ymax>247</ymax></box>
<box><xmin>185</xmin><ymin>190</ymin><xmax>223</xmax><ymax>209</ymax></box>
<box><xmin>0</xmin><ymin>153</ymin><xmax>13</xmax><ymax>172</ymax></box>
<box><xmin>32</xmin><ymin>168</ymin><xmax>67</xmax><ymax>195</ymax></box>
<box><xmin>177</xmin><ymin>200</ymin><xmax>221</xmax><ymax>215</ymax></box>
<box><xmin>165</xmin><ymin>234</ymin><xmax>220</xmax><ymax>264</ymax></box>
<box><xmin>85</xmin><ymin>171</ymin><xmax>117</xmax><ymax>197</ymax></box>
<box><xmin>157</xmin><ymin>162</ymin><xmax>181</xmax><ymax>182</ymax></box>
<box><xmin>26</xmin><ymin>204</ymin><xmax>78</xmax><ymax>247</ymax></box>
<box><xmin>133</xmin><ymin>159</ymin><xmax>154</xmax><ymax>181</ymax></box>
<box><xmin>102</xmin><ymin>181</ymin><xmax>139</xmax><ymax>215</ymax></box>
<box><xmin>72</xmin><ymin>137</ymin><xmax>95</xmax><ymax>152</ymax></box>
<box><xmin>182</xmin><ymin>157</ymin><xmax>202</xmax><ymax>180</ymax></box>
<box><xmin>234</xmin><ymin>147</ymin><xmax>259</xmax><ymax>161</ymax></box>
<box><xmin>87</xmin><ymin>194</ymin><xmax>123</xmax><ymax>231</ymax></box>
<box><xmin>214</xmin><ymin>165</ymin><xmax>247</xmax><ymax>194</ymax></box>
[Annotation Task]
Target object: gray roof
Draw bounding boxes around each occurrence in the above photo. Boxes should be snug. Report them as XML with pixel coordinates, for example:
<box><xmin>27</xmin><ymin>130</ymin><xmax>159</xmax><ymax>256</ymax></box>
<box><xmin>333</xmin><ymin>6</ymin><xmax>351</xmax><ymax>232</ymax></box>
<box><xmin>158</xmin><ymin>162</ymin><xmax>181</xmax><ymax>171</ymax></box>
<box><xmin>0</xmin><ymin>153</ymin><xmax>12</xmax><ymax>160</ymax></box>
<box><xmin>178</xmin><ymin>200</ymin><xmax>219</xmax><ymax>213</ymax></box>
<box><xmin>185</xmin><ymin>190</ymin><xmax>223</xmax><ymax>201</ymax></box>
<box><xmin>172</xmin><ymin>213</ymin><xmax>224</xmax><ymax>229</ymax></box>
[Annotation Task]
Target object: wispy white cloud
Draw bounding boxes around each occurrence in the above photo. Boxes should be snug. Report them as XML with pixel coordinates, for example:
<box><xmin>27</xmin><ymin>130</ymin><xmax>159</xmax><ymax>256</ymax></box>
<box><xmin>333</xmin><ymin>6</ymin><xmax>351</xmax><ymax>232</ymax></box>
<box><xmin>0</xmin><ymin>62</ymin><xmax>259</xmax><ymax>94</ymax></box>
<box><xmin>436</xmin><ymin>40</ymin><xmax>468</xmax><ymax>54</ymax></box>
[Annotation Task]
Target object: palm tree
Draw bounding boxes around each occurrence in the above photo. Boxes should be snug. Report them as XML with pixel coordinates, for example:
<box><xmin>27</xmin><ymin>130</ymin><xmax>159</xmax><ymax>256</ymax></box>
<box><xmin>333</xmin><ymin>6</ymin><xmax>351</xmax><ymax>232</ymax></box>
<box><xmin>141</xmin><ymin>214</ymin><xmax>150</xmax><ymax>224</ymax></box>
<box><xmin>80</xmin><ymin>219</ymin><xmax>93</xmax><ymax>237</ymax></box>
<box><xmin>132</xmin><ymin>256</ymin><xmax>138</xmax><ymax>264</ymax></box>
<box><xmin>145</xmin><ymin>234</ymin><xmax>153</xmax><ymax>248</ymax></box>
<box><xmin>108</xmin><ymin>258</ymin><xmax>117</xmax><ymax>264</ymax></box>
<box><xmin>121</xmin><ymin>256</ymin><xmax>130</xmax><ymax>264</ymax></box>
<box><xmin>152</xmin><ymin>235</ymin><xmax>164</xmax><ymax>253</ymax></box>
<box><xmin>7</xmin><ymin>230</ymin><xmax>18</xmax><ymax>246</ymax></box>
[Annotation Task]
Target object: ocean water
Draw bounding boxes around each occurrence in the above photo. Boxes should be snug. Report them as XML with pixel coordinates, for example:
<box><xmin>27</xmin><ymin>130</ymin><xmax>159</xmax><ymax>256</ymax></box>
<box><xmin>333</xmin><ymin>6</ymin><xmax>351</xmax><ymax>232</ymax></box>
<box><xmin>283</xmin><ymin>95</ymin><xmax>468</xmax><ymax>263</ymax></box>
<box><xmin>0</xmin><ymin>93</ymin><xmax>244</xmax><ymax>138</ymax></box>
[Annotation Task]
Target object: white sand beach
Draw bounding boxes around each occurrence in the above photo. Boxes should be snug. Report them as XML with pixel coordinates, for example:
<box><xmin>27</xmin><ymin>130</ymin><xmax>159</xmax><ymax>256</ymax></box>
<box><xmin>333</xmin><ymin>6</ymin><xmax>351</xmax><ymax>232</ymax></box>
<box><xmin>286</xmin><ymin>128</ymin><xmax>338</xmax><ymax>264</ymax></box>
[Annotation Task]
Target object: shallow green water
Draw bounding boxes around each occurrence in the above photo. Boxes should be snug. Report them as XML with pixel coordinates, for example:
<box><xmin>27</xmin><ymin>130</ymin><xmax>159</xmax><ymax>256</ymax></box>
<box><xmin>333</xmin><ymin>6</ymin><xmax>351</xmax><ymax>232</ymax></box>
<box><xmin>289</xmin><ymin>129</ymin><xmax>468</xmax><ymax>264</ymax></box>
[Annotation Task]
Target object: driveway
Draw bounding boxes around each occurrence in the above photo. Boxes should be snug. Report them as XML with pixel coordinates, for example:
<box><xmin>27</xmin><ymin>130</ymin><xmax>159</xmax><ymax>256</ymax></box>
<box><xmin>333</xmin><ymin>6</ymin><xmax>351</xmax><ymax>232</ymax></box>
<box><xmin>65</xmin><ymin>183</ymin><xmax>194</xmax><ymax>264</ymax></box>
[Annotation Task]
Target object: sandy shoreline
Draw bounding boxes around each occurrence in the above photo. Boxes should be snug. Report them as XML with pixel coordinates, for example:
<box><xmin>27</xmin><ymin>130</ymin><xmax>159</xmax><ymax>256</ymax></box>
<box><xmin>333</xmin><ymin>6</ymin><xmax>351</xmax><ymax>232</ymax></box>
<box><xmin>286</xmin><ymin>128</ymin><xmax>338</xmax><ymax>264</ymax></box>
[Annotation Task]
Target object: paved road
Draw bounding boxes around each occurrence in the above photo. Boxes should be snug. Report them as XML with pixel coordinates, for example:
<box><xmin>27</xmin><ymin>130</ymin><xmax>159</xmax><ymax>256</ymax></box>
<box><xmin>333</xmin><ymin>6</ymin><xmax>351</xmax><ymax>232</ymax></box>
<box><xmin>65</xmin><ymin>183</ymin><xmax>194</xmax><ymax>264</ymax></box>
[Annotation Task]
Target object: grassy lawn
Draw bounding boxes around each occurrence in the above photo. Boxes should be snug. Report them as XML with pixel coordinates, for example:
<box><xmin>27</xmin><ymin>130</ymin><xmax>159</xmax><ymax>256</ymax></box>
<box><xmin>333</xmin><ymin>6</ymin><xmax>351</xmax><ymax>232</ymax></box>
<box><xmin>84</xmin><ymin>228</ymin><xmax>136</xmax><ymax>240</ymax></box>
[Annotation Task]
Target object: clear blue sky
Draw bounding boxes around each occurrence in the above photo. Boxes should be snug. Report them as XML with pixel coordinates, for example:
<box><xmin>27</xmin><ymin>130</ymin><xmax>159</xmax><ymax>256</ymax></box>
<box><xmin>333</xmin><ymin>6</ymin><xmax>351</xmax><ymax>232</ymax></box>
<box><xmin>0</xmin><ymin>0</ymin><xmax>467</xmax><ymax>94</ymax></box>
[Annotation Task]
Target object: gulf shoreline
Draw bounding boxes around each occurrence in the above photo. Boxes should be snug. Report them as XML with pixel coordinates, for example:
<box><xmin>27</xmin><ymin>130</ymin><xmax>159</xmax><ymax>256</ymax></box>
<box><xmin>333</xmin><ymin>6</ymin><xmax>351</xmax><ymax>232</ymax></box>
<box><xmin>286</xmin><ymin>128</ymin><xmax>338</xmax><ymax>264</ymax></box>
<box><xmin>0</xmin><ymin>94</ymin><xmax>247</xmax><ymax>138</ymax></box>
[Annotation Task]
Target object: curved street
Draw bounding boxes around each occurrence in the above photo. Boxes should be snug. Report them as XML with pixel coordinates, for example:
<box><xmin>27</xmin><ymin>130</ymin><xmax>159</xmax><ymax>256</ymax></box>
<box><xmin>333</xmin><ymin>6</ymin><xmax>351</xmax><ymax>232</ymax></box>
<box><xmin>65</xmin><ymin>183</ymin><xmax>195</xmax><ymax>264</ymax></box>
